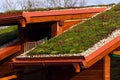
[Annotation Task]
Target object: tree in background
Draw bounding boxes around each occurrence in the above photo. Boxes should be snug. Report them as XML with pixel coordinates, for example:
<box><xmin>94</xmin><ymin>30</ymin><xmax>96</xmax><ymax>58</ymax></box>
<box><xmin>0</xmin><ymin>0</ymin><xmax>87</xmax><ymax>11</ymax></box>
<box><xmin>17</xmin><ymin>0</ymin><xmax>46</xmax><ymax>9</ymax></box>
<box><xmin>45</xmin><ymin>0</ymin><xmax>87</xmax><ymax>8</ymax></box>
<box><xmin>0</xmin><ymin>0</ymin><xmax>18</xmax><ymax>11</ymax></box>
<box><xmin>79</xmin><ymin>0</ymin><xmax>87</xmax><ymax>6</ymax></box>
<box><xmin>63</xmin><ymin>0</ymin><xmax>79</xmax><ymax>7</ymax></box>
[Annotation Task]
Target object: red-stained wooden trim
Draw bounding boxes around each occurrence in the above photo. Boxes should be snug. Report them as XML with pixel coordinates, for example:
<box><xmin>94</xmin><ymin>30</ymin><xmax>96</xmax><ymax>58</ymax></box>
<box><xmin>85</xmin><ymin>35</ymin><xmax>120</xmax><ymax>67</ymax></box>
<box><xmin>0</xmin><ymin>7</ymin><xmax>107</xmax><ymax>26</ymax></box>
<box><xmin>23</xmin><ymin>7</ymin><xmax>107</xmax><ymax>24</ymax></box>
<box><xmin>23</xmin><ymin>7</ymin><xmax>107</xmax><ymax>17</ymax></box>
<box><xmin>11</xmin><ymin>56</ymin><xmax>85</xmax><ymax>66</ymax></box>
<box><xmin>0</xmin><ymin>42</ymin><xmax>21</xmax><ymax>61</ymax></box>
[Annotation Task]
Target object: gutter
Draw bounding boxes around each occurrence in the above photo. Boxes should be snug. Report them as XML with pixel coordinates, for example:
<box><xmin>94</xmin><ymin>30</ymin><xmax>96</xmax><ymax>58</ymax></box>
<box><xmin>11</xmin><ymin>56</ymin><xmax>86</xmax><ymax>66</ymax></box>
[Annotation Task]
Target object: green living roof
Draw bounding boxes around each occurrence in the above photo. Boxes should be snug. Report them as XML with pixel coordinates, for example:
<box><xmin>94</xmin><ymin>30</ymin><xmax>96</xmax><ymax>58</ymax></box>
<box><xmin>0</xmin><ymin>26</ymin><xmax>18</xmax><ymax>46</ymax></box>
<box><xmin>29</xmin><ymin>3</ymin><xmax>120</xmax><ymax>55</ymax></box>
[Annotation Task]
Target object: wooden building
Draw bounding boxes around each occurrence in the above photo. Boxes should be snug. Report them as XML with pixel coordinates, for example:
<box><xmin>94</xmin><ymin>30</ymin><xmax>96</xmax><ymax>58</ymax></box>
<box><xmin>0</xmin><ymin>6</ymin><xmax>118</xmax><ymax>80</ymax></box>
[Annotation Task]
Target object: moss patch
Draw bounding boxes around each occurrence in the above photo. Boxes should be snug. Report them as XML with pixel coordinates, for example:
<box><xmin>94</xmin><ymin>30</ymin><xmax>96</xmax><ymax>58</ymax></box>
<box><xmin>0</xmin><ymin>26</ymin><xmax>18</xmax><ymax>46</ymax></box>
<box><xmin>29</xmin><ymin>3</ymin><xmax>120</xmax><ymax>55</ymax></box>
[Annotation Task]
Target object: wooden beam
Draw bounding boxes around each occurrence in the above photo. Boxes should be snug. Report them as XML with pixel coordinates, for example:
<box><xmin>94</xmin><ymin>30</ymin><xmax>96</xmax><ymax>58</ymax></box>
<box><xmin>27</xmin><ymin>13</ymin><xmax>96</xmax><ymax>23</ymax></box>
<box><xmin>51</xmin><ymin>21</ymin><xmax>63</xmax><ymax>37</ymax></box>
<box><xmin>0</xmin><ymin>75</ymin><xmax>17</xmax><ymax>80</ymax></box>
<box><xmin>113</xmin><ymin>51</ymin><xmax>120</xmax><ymax>55</ymax></box>
<box><xmin>23</xmin><ymin>7</ymin><xmax>107</xmax><ymax>18</ymax></box>
<box><xmin>19</xmin><ymin>18</ymin><xmax>26</xmax><ymax>27</ymax></box>
<box><xmin>62</xmin><ymin>20</ymin><xmax>82</xmax><ymax>32</ymax></box>
<box><xmin>59</xmin><ymin>20</ymin><xmax>64</xmax><ymax>26</ymax></box>
<box><xmin>51</xmin><ymin>22</ymin><xmax>58</xmax><ymax>37</ymax></box>
<box><xmin>104</xmin><ymin>55</ymin><xmax>110</xmax><ymax>80</ymax></box>
<box><xmin>64</xmin><ymin>19</ymin><xmax>87</xmax><ymax>22</ymax></box>
<box><xmin>73</xmin><ymin>63</ymin><xmax>81</xmax><ymax>72</ymax></box>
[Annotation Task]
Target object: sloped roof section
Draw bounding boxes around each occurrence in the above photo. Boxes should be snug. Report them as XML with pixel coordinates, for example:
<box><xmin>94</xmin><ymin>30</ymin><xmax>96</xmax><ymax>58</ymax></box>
<box><xmin>28</xmin><ymin>5</ymin><xmax>120</xmax><ymax>56</ymax></box>
<box><xmin>11</xmin><ymin>4</ymin><xmax>120</xmax><ymax>67</ymax></box>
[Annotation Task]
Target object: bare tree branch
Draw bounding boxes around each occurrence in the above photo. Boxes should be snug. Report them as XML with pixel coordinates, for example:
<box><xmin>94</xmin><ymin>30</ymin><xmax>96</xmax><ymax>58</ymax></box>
<box><xmin>1</xmin><ymin>0</ymin><xmax>18</xmax><ymax>11</ymax></box>
<box><xmin>0</xmin><ymin>0</ymin><xmax>87</xmax><ymax>11</ymax></box>
<box><xmin>79</xmin><ymin>0</ymin><xmax>87</xmax><ymax>6</ymax></box>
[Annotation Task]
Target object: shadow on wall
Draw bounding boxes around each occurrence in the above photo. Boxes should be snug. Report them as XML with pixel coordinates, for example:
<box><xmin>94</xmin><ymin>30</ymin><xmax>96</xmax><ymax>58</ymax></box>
<box><xmin>111</xmin><ymin>56</ymin><xmax>120</xmax><ymax>80</ymax></box>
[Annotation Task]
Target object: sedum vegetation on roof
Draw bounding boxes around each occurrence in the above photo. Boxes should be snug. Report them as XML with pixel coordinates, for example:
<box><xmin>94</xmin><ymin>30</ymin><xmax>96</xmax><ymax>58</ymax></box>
<box><xmin>0</xmin><ymin>26</ymin><xmax>18</xmax><ymax>46</ymax></box>
<box><xmin>29</xmin><ymin>3</ymin><xmax>120</xmax><ymax>55</ymax></box>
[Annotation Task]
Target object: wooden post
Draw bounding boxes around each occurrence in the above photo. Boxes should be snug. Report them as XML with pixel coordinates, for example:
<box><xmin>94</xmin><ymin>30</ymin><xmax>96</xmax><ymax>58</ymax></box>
<box><xmin>73</xmin><ymin>63</ymin><xmax>81</xmax><ymax>73</ymax></box>
<box><xmin>18</xmin><ymin>25</ymin><xmax>27</xmax><ymax>53</ymax></box>
<box><xmin>19</xmin><ymin>18</ymin><xmax>26</xmax><ymax>27</ymax></box>
<box><xmin>104</xmin><ymin>55</ymin><xmax>110</xmax><ymax>80</ymax></box>
<box><xmin>51</xmin><ymin>22</ymin><xmax>58</xmax><ymax>37</ymax></box>
<box><xmin>51</xmin><ymin>21</ymin><xmax>62</xmax><ymax>37</ymax></box>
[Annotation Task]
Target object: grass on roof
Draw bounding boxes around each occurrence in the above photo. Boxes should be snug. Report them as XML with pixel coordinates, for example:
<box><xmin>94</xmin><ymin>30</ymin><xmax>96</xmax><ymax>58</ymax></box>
<box><xmin>29</xmin><ymin>3</ymin><xmax>120</xmax><ymax>55</ymax></box>
<box><xmin>0</xmin><ymin>26</ymin><xmax>18</xmax><ymax>46</ymax></box>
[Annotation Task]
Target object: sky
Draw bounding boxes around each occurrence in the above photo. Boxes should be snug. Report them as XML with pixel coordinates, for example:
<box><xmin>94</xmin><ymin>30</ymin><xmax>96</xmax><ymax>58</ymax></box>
<box><xmin>86</xmin><ymin>0</ymin><xmax>120</xmax><ymax>5</ymax></box>
<box><xmin>0</xmin><ymin>0</ymin><xmax>120</xmax><ymax>12</ymax></box>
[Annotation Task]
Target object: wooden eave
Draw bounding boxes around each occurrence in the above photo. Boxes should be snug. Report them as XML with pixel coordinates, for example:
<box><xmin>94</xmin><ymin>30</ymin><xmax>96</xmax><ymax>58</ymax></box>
<box><xmin>0</xmin><ymin>12</ymin><xmax>22</xmax><ymax>26</ymax></box>
<box><xmin>11</xmin><ymin>35</ymin><xmax>120</xmax><ymax>68</ymax></box>
<box><xmin>0</xmin><ymin>7</ymin><xmax>107</xmax><ymax>26</ymax></box>
<box><xmin>23</xmin><ymin>7</ymin><xmax>107</xmax><ymax>24</ymax></box>
<box><xmin>10</xmin><ymin>36</ymin><xmax>120</xmax><ymax>68</ymax></box>
<box><xmin>11</xmin><ymin>56</ymin><xmax>85</xmax><ymax>66</ymax></box>
<box><xmin>85</xmin><ymin>35</ymin><xmax>120</xmax><ymax>67</ymax></box>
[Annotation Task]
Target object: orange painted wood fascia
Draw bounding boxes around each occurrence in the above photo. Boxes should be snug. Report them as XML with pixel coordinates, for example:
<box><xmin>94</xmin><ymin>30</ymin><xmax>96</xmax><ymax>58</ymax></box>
<box><xmin>85</xmin><ymin>35</ymin><xmax>120</xmax><ymax>68</ymax></box>
<box><xmin>11</xmin><ymin>56</ymin><xmax>86</xmax><ymax>66</ymax></box>
<box><xmin>0</xmin><ymin>7</ymin><xmax>107</xmax><ymax>26</ymax></box>
<box><xmin>12</xmin><ymin>58</ymin><xmax>84</xmax><ymax>63</ymax></box>
<box><xmin>0</xmin><ymin>42</ymin><xmax>21</xmax><ymax>61</ymax></box>
<box><xmin>23</xmin><ymin>7</ymin><xmax>107</xmax><ymax>17</ymax></box>
<box><xmin>25</xmin><ymin>13</ymin><xmax>96</xmax><ymax>23</ymax></box>
<box><xmin>23</xmin><ymin>7</ymin><xmax>107</xmax><ymax>23</ymax></box>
